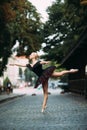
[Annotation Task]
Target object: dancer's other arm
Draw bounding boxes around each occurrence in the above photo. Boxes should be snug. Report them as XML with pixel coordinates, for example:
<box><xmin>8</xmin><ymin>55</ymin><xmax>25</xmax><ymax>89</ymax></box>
<box><xmin>40</xmin><ymin>60</ymin><xmax>51</xmax><ymax>65</ymax></box>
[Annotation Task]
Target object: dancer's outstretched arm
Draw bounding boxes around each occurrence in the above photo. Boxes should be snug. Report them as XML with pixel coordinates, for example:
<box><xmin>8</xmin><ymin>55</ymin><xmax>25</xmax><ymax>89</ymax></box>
<box><xmin>9</xmin><ymin>63</ymin><xmax>26</xmax><ymax>67</ymax></box>
<box><xmin>9</xmin><ymin>56</ymin><xmax>28</xmax><ymax>67</ymax></box>
<box><xmin>52</xmin><ymin>69</ymin><xmax>78</xmax><ymax>77</ymax></box>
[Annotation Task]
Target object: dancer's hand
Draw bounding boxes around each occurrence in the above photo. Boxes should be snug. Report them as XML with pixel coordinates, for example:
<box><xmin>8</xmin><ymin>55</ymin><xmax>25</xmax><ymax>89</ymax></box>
<box><xmin>45</xmin><ymin>61</ymin><xmax>51</xmax><ymax>64</ymax></box>
<box><xmin>70</xmin><ymin>69</ymin><xmax>79</xmax><ymax>73</ymax></box>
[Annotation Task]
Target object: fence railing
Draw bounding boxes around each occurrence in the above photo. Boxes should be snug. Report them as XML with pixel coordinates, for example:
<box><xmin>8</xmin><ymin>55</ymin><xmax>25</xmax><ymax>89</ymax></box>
<box><xmin>69</xmin><ymin>79</ymin><xmax>87</xmax><ymax>98</ymax></box>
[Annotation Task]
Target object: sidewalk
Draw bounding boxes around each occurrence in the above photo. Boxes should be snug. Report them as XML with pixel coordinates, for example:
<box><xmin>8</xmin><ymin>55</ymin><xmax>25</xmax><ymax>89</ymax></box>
<box><xmin>0</xmin><ymin>92</ymin><xmax>25</xmax><ymax>104</ymax></box>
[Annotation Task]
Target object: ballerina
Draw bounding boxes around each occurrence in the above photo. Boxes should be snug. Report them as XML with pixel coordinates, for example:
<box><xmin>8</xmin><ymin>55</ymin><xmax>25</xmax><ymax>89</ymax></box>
<box><xmin>10</xmin><ymin>52</ymin><xmax>78</xmax><ymax>113</ymax></box>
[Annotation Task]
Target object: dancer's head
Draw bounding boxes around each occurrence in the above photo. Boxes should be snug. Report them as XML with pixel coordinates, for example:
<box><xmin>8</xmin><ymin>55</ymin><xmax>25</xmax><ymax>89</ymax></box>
<box><xmin>29</xmin><ymin>52</ymin><xmax>39</xmax><ymax>60</ymax></box>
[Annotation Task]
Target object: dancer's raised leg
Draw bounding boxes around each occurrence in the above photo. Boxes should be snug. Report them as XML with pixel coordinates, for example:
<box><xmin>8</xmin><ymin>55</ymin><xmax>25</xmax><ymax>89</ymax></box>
<box><xmin>51</xmin><ymin>69</ymin><xmax>78</xmax><ymax>77</ymax></box>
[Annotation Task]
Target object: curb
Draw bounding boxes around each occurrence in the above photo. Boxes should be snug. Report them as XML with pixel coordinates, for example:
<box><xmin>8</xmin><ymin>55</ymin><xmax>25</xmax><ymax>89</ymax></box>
<box><xmin>0</xmin><ymin>94</ymin><xmax>25</xmax><ymax>104</ymax></box>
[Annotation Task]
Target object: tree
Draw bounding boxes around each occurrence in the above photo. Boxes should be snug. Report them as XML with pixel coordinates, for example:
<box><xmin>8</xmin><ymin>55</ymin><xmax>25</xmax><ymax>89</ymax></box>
<box><xmin>3</xmin><ymin>76</ymin><xmax>11</xmax><ymax>88</ymax></box>
<box><xmin>24</xmin><ymin>68</ymin><xmax>37</xmax><ymax>84</ymax></box>
<box><xmin>0</xmin><ymin>0</ymin><xmax>42</xmax><ymax>76</ymax></box>
<box><xmin>24</xmin><ymin>68</ymin><xmax>30</xmax><ymax>82</ymax></box>
<box><xmin>42</xmin><ymin>0</ymin><xmax>87</xmax><ymax>64</ymax></box>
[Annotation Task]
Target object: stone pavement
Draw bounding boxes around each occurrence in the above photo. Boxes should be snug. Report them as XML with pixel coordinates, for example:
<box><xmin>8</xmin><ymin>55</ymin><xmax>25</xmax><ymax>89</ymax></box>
<box><xmin>0</xmin><ymin>87</ymin><xmax>87</xmax><ymax>130</ymax></box>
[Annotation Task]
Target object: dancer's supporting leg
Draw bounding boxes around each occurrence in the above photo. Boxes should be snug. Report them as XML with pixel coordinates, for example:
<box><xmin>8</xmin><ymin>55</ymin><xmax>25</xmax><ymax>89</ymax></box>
<box><xmin>42</xmin><ymin>81</ymin><xmax>48</xmax><ymax>112</ymax></box>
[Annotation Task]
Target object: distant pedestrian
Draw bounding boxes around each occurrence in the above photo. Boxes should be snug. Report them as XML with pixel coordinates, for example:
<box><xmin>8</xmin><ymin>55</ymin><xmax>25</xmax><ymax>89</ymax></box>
<box><xmin>6</xmin><ymin>81</ymin><xmax>11</xmax><ymax>94</ymax></box>
<box><xmin>10</xmin><ymin>52</ymin><xmax>78</xmax><ymax>112</ymax></box>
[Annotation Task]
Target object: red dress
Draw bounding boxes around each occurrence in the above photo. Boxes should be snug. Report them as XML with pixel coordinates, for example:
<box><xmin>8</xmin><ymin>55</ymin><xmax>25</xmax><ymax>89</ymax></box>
<box><xmin>26</xmin><ymin>61</ymin><xmax>56</xmax><ymax>88</ymax></box>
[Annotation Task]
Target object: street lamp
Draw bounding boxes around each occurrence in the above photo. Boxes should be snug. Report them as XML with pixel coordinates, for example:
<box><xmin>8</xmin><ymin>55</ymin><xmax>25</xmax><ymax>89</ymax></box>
<box><xmin>80</xmin><ymin>0</ymin><xmax>87</xmax><ymax>5</ymax></box>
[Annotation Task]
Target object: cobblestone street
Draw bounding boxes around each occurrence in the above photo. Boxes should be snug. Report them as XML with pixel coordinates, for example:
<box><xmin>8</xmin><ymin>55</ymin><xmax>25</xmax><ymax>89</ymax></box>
<box><xmin>0</xmin><ymin>88</ymin><xmax>87</xmax><ymax>130</ymax></box>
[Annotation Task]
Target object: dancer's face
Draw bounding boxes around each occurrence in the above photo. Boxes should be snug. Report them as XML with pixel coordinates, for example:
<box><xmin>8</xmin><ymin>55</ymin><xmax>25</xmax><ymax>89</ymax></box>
<box><xmin>29</xmin><ymin>52</ymin><xmax>39</xmax><ymax>60</ymax></box>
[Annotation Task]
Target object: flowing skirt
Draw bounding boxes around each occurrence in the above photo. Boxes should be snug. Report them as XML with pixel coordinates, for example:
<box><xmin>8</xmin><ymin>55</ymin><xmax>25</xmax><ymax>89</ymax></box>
<box><xmin>34</xmin><ymin>66</ymin><xmax>56</xmax><ymax>88</ymax></box>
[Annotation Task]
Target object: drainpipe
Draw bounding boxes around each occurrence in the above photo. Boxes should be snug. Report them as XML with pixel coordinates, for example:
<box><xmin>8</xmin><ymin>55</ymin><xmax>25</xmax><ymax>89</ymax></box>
<box><xmin>85</xmin><ymin>65</ymin><xmax>87</xmax><ymax>99</ymax></box>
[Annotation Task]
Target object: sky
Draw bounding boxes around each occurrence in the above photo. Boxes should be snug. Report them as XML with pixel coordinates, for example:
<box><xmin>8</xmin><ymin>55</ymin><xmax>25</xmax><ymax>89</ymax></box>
<box><xmin>28</xmin><ymin>0</ymin><xmax>55</xmax><ymax>22</ymax></box>
<box><xmin>28</xmin><ymin>0</ymin><xmax>56</xmax><ymax>55</ymax></box>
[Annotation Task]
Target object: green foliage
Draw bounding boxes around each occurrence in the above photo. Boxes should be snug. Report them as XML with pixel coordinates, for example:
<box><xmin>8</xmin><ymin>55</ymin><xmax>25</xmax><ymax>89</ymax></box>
<box><xmin>3</xmin><ymin>77</ymin><xmax>11</xmax><ymax>87</ymax></box>
<box><xmin>19</xmin><ymin>68</ymin><xmax>23</xmax><ymax>78</ymax></box>
<box><xmin>24</xmin><ymin>68</ymin><xmax>37</xmax><ymax>82</ymax></box>
<box><xmin>42</xmin><ymin>0</ymin><xmax>87</xmax><ymax>64</ymax></box>
<box><xmin>0</xmin><ymin>0</ymin><xmax>42</xmax><ymax>76</ymax></box>
<box><xmin>24</xmin><ymin>68</ymin><xmax>30</xmax><ymax>82</ymax></box>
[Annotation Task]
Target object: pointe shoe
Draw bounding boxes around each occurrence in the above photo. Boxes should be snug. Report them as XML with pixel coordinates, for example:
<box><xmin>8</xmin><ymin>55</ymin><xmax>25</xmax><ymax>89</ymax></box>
<box><xmin>41</xmin><ymin>108</ymin><xmax>45</xmax><ymax>113</ymax></box>
<box><xmin>70</xmin><ymin>69</ymin><xmax>79</xmax><ymax>73</ymax></box>
<box><xmin>41</xmin><ymin>106</ymin><xmax>47</xmax><ymax>113</ymax></box>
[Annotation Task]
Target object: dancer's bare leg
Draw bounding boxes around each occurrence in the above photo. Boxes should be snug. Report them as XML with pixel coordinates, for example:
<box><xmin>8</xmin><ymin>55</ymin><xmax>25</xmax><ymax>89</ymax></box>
<box><xmin>42</xmin><ymin>81</ymin><xmax>48</xmax><ymax>112</ymax></box>
<box><xmin>52</xmin><ymin>69</ymin><xmax>78</xmax><ymax>77</ymax></box>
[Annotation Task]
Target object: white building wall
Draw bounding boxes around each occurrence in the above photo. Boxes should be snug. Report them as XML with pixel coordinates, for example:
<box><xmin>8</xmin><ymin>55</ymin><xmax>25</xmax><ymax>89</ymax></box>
<box><xmin>2</xmin><ymin>56</ymin><xmax>28</xmax><ymax>86</ymax></box>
